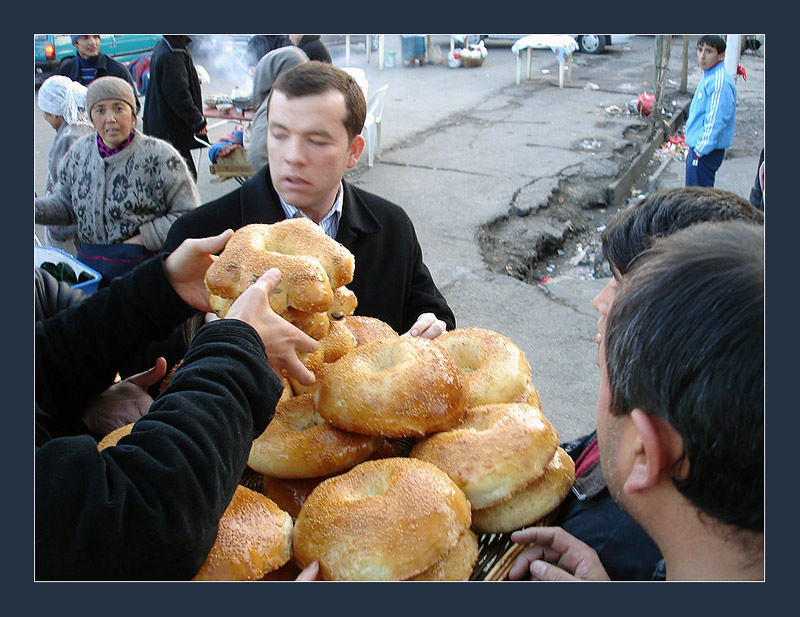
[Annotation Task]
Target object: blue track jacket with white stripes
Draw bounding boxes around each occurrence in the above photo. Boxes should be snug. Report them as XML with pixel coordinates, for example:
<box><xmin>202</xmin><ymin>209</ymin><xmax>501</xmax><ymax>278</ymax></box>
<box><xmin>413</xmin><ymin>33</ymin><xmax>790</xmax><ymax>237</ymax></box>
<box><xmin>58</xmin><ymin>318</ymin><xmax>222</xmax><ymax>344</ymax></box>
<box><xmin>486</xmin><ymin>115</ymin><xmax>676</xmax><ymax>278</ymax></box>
<box><xmin>685</xmin><ymin>61</ymin><xmax>737</xmax><ymax>156</ymax></box>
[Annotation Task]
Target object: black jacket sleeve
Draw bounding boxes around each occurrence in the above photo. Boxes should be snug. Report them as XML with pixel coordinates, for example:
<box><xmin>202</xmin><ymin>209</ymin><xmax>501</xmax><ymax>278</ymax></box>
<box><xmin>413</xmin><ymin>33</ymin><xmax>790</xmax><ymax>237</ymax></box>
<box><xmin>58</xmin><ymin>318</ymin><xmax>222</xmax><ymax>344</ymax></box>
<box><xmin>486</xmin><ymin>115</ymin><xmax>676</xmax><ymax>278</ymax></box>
<box><xmin>35</xmin><ymin>319</ymin><xmax>281</xmax><ymax>580</ymax></box>
<box><xmin>35</xmin><ymin>256</ymin><xmax>194</xmax><ymax>432</ymax></box>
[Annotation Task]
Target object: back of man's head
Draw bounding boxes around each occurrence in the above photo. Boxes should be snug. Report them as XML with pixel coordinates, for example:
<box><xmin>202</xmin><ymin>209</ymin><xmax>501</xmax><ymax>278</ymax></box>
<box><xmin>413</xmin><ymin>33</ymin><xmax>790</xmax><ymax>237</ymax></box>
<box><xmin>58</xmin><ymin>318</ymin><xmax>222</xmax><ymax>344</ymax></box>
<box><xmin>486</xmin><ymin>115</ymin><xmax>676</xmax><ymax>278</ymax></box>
<box><xmin>604</xmin><ymin>220</ymin><xmax>764</xmax><ymax>532</ymax></box>
<box><xmin>268</xmin><ymin>62</ymin><xmax>366</xmax><ymax>140</ymax></box>
<box><xmin>697</xmin><ymin>35</ymin><xmax>727</xmax><ymax>54</ymax></box>
<box><xmin>602</xmin><ymin>187</ymin><xmax>764</xmax><ymax>276</ymax></box>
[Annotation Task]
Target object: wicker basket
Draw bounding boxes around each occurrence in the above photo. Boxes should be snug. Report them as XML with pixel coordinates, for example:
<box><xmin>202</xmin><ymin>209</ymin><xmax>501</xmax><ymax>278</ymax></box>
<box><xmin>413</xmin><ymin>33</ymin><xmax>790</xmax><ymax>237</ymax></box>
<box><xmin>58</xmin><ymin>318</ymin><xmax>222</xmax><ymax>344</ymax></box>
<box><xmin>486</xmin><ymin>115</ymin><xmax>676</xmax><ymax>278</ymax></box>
<box><xmin>239</xmin><ymin>465</ymin><xmax>559</xmax><ymax>581</ymax></box>
<box><xmin>460</xmin><ymin>54</ymin><xmax>486</xmax><ymax>68</ymax></box>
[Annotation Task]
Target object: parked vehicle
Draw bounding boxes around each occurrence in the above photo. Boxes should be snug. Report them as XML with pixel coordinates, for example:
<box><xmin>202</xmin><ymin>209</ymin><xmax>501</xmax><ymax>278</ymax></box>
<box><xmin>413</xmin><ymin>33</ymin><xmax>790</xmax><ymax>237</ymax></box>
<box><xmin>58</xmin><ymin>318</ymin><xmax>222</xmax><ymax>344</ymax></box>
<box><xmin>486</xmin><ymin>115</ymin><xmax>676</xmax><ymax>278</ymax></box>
<box><xmin>34</xmin><ymin>34</ymin><xmax>161</xmax><ymax>85</ymax></box>
<box><xmin>573</xmin><ymin>35</ymin><xmax>634</xmax><ymax>54</ymax></box>
<box><xmin>481</xmin><ymin>34</ymin><xmax>634</xmax><ymax>54</ymax></box>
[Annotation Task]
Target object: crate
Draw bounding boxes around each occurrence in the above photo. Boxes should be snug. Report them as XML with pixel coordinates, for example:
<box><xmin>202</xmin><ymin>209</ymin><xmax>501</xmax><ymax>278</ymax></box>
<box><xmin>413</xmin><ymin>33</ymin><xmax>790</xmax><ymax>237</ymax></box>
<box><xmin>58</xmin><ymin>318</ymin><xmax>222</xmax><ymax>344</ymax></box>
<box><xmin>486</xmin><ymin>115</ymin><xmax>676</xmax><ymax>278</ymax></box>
<box><xmin>35</xmin><ymin>245</ymin><xmax>102</xmax><ymax>295</ymax></box>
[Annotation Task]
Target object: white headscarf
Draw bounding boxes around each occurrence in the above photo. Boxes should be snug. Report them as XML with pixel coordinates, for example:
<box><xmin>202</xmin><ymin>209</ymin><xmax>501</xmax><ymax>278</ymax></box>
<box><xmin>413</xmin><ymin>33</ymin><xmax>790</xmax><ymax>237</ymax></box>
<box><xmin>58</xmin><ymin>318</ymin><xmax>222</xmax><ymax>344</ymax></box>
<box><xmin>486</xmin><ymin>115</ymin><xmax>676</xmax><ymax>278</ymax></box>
<box><xmin>37</xmin><ymin>75</ymin><xmax>91</xmax><ymax>126</ymax></box>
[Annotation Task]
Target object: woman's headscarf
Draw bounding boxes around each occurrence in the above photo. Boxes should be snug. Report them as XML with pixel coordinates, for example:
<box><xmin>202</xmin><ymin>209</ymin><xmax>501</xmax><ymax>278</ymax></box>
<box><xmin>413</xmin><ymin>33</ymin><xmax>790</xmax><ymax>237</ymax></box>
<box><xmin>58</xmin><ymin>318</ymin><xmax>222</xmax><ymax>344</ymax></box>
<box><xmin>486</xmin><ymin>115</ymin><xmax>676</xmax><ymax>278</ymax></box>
<box><xmin>251</xmin><ymin>46</ymin><xmax>310</xmax><ymax>109</ymax></box>
<box><xmin>37</xmin><ymin>75</ymin><xmax>91</xmax><ymax>126</ymax></box>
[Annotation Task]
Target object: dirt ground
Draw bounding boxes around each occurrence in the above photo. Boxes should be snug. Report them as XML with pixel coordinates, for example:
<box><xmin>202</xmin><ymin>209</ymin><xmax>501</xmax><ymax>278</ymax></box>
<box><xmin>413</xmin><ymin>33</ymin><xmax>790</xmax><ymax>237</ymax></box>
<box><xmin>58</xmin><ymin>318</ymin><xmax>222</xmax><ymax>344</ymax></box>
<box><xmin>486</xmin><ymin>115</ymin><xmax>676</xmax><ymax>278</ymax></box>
<box><xmin>478</xmin><ymin>79</ymin><xmax>764</xmax><ymax>285</ymax></box>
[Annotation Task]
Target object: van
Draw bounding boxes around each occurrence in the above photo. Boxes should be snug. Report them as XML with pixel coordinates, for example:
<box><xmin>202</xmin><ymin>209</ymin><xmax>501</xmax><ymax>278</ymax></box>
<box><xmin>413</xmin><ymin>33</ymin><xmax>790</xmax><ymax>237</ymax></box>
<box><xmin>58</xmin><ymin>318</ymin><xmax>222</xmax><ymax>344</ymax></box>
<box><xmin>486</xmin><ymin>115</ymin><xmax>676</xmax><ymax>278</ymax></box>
<box><xmin>34</xmin><ymin>34</ymin><xmax>161</xmax><ymax>85</ymax></box>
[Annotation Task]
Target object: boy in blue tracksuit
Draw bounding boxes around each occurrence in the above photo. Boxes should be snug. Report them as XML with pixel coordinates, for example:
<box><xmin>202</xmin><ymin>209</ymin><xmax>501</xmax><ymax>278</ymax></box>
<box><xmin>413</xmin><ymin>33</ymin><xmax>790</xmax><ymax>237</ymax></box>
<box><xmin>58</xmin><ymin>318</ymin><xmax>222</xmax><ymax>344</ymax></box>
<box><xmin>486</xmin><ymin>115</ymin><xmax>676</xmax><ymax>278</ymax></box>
<box><xmin>685</xmin><ymin>35</ymin><xmax>737</xmax><ymax>187</ymax></box>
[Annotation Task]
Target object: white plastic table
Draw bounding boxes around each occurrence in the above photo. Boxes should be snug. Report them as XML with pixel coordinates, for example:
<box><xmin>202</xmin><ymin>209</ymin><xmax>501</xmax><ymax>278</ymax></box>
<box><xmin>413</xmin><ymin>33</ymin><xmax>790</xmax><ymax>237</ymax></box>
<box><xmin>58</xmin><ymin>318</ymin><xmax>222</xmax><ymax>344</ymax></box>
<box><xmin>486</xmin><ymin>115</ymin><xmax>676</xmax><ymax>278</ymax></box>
<box><xmin>511</xmin><ymin>35</ymin><xmax>579</xmax><ymax>88</ymax></box>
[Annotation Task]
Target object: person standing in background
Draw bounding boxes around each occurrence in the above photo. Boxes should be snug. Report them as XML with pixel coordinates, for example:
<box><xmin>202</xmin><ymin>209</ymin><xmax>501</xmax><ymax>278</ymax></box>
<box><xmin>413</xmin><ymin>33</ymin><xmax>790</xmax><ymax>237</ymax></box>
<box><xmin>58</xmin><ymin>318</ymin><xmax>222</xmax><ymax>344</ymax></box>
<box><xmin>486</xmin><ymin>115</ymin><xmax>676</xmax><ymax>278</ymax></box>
<box><xmin>289</xmin><ymin>35</ymin><xmax>331</xmax><ymax>63</ymax></box>
<box><xmin>684</xmin><ymin>35</ymin><xmax>736</xmax><ymax>187</ymax></box>
<box><xmin>245</xmin><ymin>46</ymin><xmax>310</xmax><ymax>172</ymax></box>
<box><xmin>143</xmin><ymin>35</ymin><xmax>207</xmax><ymax>181</ymax></box>
<box><xmin>36</xmin><ymin>75</ymin><xmax>94</xmax><ymax>252</ymax></box>
<box><xmin>58</xmin><ymin>35</ymin><xmax>140</xmax><ymax>113</ymax></box>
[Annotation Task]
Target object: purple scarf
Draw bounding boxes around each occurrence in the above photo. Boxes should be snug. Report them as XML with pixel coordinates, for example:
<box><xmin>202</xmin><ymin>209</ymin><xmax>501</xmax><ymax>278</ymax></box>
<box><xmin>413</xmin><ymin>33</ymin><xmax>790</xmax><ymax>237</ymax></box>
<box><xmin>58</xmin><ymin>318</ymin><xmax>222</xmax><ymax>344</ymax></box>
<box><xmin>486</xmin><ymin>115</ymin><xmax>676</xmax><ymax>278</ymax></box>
<box><xmin>96</xmin><ymin>129</ymin><xmax>136</xmax><ymax>158</ymax></box>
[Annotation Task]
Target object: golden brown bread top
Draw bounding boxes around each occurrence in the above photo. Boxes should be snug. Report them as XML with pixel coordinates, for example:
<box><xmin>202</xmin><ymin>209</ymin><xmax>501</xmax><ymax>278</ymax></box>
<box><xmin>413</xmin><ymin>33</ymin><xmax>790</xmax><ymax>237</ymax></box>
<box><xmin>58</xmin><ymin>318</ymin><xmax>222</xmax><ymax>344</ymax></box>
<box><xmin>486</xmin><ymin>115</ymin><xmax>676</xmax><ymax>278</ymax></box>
<box><xmin>328</xmin><ymin>285</ymin><xmax>358</xmax><ymax>320</ymax></box>
<box><xmin>248</xmin><ymin>393</ymin><xmax>384</xmax><ymax>479</ymax></box>
<box><xmin>314</xmin><ymin>336</ymin><xmax>468</xmax><ymax>438</ymax></box>
<box><xmin>409</xmin><ymin>402</ymin><xmax>560</xmax><ymax>509</ymax></box>
<box><xmin>192</xmin><ymin>486</ymin><xmax>293</xmax><ymax>581</ymax></box>
<box><xmin>471</xmin><ymin>446</ymin><xmax>575</xmax><ymax>534</ymax></box>
<box><xmin>408</xmin><ymin>528</ymin><xmax>479</xmax><ymax>581</ymax></box>
<box><xmin>204</xmin><ymin>219</ymin><xmax>355</xmax><ymax>314</ymax></box>
<box><xmin>292</xmin><ymin>457</ymin><xmax>471</xmax><ymax>581</ymax></box>
<box><xmin>341</xmin><ymin>315</ymin><xmax>398</xmax><ymax>346</ymax></box>
<box><xmin>435</xmin><ymin>327</ymin><xmax>532</xmax><ymax>407</ymax></box>
<box><xmin>96</xmin><ymin>423</ymin><xmax>135</xmax><ymax>451</ymax></box>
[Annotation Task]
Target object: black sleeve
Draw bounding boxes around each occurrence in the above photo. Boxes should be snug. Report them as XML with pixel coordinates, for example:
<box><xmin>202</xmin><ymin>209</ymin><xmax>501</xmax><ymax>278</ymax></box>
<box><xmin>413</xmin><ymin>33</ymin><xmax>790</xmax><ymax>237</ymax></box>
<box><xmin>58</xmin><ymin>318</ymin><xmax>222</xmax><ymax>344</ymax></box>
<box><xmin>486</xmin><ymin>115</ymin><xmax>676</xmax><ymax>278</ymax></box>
<box><xmin>35</xmin><ymin>256</ymin><xmax>194</xmax><ymax>425</ymax></box>
<box><xmin>403</xmin><ymin>215</ymin><xmax>457</xmax><ymax>332</ymax></box>
<box><xmin>35</xmin><ymin>319</ymin><xmax>281</xmax><ymax>580</ymax></box>
<box><xmin>35</xmin><ymin>267</ymin><xmax>86</xmax><ymax>323</ymax></box>
<box><xmin>161</xmin><ymin>191</ymin><xmax>243</xmax><ymax>253</ymax></box>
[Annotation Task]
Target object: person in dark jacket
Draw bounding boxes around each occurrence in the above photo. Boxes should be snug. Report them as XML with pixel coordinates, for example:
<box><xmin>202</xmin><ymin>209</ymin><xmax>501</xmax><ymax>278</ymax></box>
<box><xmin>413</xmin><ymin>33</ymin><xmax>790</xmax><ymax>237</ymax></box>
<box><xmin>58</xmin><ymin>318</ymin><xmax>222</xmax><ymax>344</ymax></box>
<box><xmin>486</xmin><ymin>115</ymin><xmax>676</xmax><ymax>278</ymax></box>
<box><xmin>163</xmin><ymin>62</ymin><xmax>453</xmax><ymax>341</ymax></box>
<box><xmin>245</xmin><ymin>35</ymin><xmax>291</xmax><ymax>72</ymax></box>
<box><xmin>58</xmin><ymin>35</ymin><xmax>140</xmax><ymax>113</ymax></box>
<box><xmin>35</xmin><ymin>230</ymin><xmax>319</xmax><ymax>580</ymax></box>
<box><xmin>289</xmin><ymin>35</ymin><xmax>331</xmax><ymax>63</ymax></box>
<box><xmin>143</xmin><ymin>35</ymin><xmax>207</xmax><ymax>180</ymax></box>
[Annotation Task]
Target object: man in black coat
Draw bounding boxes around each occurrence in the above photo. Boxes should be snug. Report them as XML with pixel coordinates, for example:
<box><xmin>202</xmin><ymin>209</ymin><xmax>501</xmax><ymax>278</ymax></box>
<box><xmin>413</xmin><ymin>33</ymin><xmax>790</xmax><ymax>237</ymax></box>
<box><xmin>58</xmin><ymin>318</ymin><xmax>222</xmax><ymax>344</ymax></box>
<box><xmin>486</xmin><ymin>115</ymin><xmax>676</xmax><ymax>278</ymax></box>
<box><xmin>58</xmin><ymin>35</ymin><xmax>140</xmax><ymax>113</ymax></box>
<box><xmin>143</xmin><ymin>35</ymin><xmax>207</xmax><ymax>180</ymax></box>
<box><xmin>35</xmin><ymin>231</ymin><xmax>319</xmax><ymax>580</ymax></box>
<box><xmin>163</xmin><ymin>62</ymin><xmax>453</xmax><ymax>340</ymax></box>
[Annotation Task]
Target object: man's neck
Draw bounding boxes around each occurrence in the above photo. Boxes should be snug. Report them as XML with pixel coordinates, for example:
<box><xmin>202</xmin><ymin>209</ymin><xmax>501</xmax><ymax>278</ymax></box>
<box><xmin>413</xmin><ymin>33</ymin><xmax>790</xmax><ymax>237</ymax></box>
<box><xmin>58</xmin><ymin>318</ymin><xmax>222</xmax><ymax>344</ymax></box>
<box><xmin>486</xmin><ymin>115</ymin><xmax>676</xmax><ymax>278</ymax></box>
<box><xmin>658</xmin><ymin>521</ymin><xmax>763</xmax><ymax>581</ymax></box>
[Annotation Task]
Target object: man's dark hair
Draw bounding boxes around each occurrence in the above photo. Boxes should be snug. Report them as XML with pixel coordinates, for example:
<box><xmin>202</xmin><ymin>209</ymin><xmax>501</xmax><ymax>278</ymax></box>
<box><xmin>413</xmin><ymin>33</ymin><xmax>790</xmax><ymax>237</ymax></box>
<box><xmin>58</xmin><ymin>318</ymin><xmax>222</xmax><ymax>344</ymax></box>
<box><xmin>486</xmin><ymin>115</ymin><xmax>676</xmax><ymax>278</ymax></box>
<box><xmin>601</xmin><ymin>187</ymin><xmax>764</xmax><ymax>276</ymax></box>
<box><xmin>268</xmin><ymin>62</ymin><xmax>366</xmax><ymax>141</ymax></box>
<box><xmin>697</xmin><ymin>35</ymin><xmax>727</xmax><ymax>54</ymax></box>
<box><xmin>604</xmin><ymin>221</ymin><xmax>764</xmax><ymax>531</ymax></box>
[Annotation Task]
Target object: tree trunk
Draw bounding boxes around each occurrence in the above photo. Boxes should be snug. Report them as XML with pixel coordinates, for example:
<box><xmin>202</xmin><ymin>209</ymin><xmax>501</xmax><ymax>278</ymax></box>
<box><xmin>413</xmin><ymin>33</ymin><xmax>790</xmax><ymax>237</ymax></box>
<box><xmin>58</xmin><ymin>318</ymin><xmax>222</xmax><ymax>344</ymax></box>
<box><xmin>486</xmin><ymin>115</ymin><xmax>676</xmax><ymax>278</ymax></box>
<box><xmin>680</xmin><ymin>36</ymin><xmax>689</xmax><ymax>94</ymax></box>
<box><xmin>650</xmin><ymin>35</ymin><xmax>672</xmax><ymax>140</ymax></box>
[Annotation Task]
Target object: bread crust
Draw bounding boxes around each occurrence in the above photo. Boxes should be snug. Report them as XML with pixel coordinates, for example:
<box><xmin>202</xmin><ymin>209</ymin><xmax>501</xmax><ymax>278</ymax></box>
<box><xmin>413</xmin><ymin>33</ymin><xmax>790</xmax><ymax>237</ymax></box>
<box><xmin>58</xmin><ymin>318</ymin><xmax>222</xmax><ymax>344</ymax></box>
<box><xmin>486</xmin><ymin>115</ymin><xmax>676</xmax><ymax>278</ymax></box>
<box><xmin>248</xmin><ymin>393</ymin><xmax>383</xmax><ymax>479</ymax></box>
<box><xmin>204</xmin><ymin>219</ymin><xmax>355</xmax><ymax>317</ymax></box>
<box><xmin>471</xmin><ymin>446</ymin><xmax>575</xmax><ymax>534</ymax></box>
<box><xmin>410</xmin><ymin>402</ymin><xmax>560</xmax><ymax>509</ymax></box>
<box><xmin>314</xmin><ymin>336</ymin><xmax>468</xmax><ymax>438</ymax></box>
<box><xmin>435</xmin><ymin>327</ymin><xmax>532</xmax><ymax>407</ymax></box>
<box><xmin>292</xmin><ymin>457</ymin><xmax>471</xmax><ymax>581</ymax></box>
<box><xmin>192</xmin><ymin>486</ymin><xmax>293</xmax><ymax>581</ymax></box>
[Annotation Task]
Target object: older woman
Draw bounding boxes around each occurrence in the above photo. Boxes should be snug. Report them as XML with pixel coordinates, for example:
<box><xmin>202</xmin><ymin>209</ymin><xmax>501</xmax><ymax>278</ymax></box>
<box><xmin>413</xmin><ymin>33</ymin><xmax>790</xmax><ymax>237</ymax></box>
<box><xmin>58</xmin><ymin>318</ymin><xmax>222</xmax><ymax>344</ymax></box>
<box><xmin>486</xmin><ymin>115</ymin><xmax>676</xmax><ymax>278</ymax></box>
<box><xmin>35</xmin><ymin>76</ymin><xmax>200</xmax><ymax>285</ymax></box>
<box><xmin>245</xmin><ymin>46</ymin><xmax>309</xmax><ymax>172</ymax></box>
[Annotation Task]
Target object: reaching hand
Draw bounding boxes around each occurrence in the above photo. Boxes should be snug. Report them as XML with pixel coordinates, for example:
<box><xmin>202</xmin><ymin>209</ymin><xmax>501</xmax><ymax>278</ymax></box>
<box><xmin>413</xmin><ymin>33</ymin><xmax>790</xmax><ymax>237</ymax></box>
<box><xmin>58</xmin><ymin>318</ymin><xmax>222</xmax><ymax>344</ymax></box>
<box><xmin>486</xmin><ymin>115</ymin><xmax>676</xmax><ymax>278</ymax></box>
<box><xmin>224</xmin><ymin>268</ymin><xmax>319</xmax><ymax>386</ymax></box>
<box><xmin>163</xmin><ymin>229</ymin><xmax>235</xmax><ymax>312</ymax></box>
<box><xmin>507</xmin><ymin>526</ymin><xmax>611</xmax><ymax>582</ymax></box>
<box><xmin>402</xmin><ymin>312</ymin><xmax>447</xmax><ymax>339</ymax></box>
<box><xmin>81</xmin><ymin>357</ymin><xmax>168</xmax><ymax>437</ymax></box>
<box><xmin>295</xmin><ymin>561</ymin><xmax>319</xmax><ymax>581</ymax></box>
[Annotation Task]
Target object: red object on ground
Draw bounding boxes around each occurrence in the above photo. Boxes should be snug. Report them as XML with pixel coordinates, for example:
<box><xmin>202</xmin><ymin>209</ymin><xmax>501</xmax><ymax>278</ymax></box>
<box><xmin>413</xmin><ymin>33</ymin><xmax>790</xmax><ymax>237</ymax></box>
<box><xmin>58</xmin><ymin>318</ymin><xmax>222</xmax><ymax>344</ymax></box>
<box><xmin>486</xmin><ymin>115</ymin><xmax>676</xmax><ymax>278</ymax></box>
<box><xmin>637</xmin><ymin>92</ymin><xmax>655</xmax><ymax>116</ymax></box>
<box><xmin>737</xmin><ymin>64</ymin><xmax>748</xmax><ymax>81</ymax></box>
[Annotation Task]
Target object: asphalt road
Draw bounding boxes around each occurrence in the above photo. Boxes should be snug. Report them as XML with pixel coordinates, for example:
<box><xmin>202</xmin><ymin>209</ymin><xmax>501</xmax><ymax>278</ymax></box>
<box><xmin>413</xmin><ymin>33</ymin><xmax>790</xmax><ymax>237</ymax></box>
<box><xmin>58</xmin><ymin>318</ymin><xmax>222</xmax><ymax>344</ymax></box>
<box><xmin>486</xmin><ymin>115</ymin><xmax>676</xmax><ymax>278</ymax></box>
<box><xmin>33</xmin><ymin>35</ymin><xmax>764</xmax><ymax>443</ymax></box>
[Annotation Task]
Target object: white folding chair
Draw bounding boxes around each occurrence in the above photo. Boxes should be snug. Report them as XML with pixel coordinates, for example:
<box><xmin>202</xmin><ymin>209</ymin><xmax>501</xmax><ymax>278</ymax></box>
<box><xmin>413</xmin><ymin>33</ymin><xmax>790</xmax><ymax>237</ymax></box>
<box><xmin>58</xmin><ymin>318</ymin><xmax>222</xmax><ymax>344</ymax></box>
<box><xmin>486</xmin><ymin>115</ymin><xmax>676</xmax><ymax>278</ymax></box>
<box><xmin>362</xmin><ymin>84</ymin><xmax>388</xmax><ymax>168</ymax></box>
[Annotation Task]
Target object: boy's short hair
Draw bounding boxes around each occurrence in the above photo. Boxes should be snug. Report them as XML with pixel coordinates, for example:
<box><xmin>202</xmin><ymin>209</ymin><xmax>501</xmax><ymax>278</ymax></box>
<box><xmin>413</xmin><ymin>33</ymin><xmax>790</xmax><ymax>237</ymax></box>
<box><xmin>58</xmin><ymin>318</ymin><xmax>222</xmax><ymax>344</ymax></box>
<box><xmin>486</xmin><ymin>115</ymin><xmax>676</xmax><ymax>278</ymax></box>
<box><xmin>601</xmin><ymin>187</ymin><xmax>764</xmax><ymax>276</ymax></box>
<box><xmin>604</xmin><ymin>221</ymin><xmax>764</xmax><ymax>531</ymax></box>
<box><xmin>268</xmin><ymin>62</ymin><xmax>367</xmax><ymax>141</ymax></box>
<box><xmin>697</xmin><ymin>35</ymin><xmax>727</xmax><ymax>54</ymax></box>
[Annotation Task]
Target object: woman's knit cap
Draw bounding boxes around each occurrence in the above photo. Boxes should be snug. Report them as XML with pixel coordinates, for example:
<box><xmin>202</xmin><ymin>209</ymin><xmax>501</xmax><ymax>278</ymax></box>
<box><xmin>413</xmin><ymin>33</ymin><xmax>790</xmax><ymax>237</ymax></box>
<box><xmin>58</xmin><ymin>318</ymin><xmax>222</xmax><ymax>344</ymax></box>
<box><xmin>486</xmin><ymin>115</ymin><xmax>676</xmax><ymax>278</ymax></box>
<box><xmin>86</xmin><ymin>76</ymin><xmax>137</xmax><ymax>116</ymax></box>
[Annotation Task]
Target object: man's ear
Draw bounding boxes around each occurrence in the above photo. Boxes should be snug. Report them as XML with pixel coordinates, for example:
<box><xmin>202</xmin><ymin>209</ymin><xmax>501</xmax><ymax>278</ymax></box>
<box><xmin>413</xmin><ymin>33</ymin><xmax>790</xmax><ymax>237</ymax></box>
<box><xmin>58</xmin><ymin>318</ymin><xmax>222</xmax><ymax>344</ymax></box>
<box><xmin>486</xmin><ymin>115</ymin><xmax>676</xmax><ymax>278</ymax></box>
<box><xmin>346</xmin><ymin>134</ymin><xmax>366</xmax><ymax>169</ymax></box>
<box><xmin>623</xmin><ymin>409</ymin><xmax>683</xmax><ymax>494</ymax></box>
